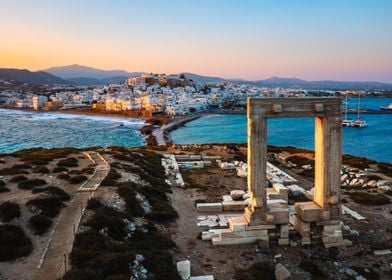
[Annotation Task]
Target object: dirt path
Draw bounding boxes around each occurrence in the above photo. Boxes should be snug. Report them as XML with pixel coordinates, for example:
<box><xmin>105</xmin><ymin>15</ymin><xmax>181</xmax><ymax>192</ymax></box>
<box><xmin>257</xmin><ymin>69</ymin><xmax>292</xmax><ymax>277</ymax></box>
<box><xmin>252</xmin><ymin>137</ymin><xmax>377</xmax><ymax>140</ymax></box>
<box><xmin>33</xmin><ymin>152</ymin><xmax>109</xmax><ymax>280</ymax></box>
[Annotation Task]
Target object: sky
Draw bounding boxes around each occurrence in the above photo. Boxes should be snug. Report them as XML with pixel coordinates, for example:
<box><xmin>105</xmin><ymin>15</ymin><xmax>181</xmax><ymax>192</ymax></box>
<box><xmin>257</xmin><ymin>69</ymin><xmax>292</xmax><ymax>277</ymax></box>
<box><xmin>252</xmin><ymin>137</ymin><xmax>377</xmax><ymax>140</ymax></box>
<box><xmin>0</xmin><ymin>0</ymin><xmax>391</xmax><ymax>82</ymax></box>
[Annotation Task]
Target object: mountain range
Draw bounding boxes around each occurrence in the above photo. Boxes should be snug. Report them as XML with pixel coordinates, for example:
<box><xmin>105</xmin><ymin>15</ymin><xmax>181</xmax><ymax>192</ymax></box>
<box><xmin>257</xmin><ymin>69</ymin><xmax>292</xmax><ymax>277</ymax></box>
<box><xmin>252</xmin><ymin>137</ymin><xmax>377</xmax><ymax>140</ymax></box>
<box><xmin>0</xmin><ymin>64</ymin><xmax>391</xmax><ymax>90</ymax></box>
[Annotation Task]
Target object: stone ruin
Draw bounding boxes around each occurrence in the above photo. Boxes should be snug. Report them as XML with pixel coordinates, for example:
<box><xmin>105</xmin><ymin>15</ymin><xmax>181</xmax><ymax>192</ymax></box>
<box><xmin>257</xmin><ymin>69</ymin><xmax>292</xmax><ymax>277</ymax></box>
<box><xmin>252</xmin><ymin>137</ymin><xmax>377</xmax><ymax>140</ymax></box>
<box><xmin>211</xmin><ymin>97</ymin><xmax>352</xmax><ymax>248</ymax></box>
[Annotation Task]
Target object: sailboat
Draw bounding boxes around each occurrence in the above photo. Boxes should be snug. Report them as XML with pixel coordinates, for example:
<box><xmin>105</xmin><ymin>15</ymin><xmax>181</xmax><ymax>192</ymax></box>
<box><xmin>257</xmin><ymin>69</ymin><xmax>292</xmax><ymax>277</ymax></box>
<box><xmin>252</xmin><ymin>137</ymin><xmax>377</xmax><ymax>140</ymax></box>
<box><xmin>351</xmin><ymin>93</ymin><xmax>368</xmax><ymax>127</ymax></box>
<box><xmin>342</xmin><ymin>94</ymin><xmax>353</xmax><ymax>127</ymax></box>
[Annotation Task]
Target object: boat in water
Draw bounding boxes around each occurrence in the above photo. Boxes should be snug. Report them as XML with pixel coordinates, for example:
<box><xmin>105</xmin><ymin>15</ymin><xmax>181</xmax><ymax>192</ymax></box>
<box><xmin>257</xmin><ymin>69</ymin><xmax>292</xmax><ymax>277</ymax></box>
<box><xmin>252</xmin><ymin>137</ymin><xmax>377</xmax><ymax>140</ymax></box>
<box><xmin>342</xmin><ymin>94</ymin><xmax>368</xmax><ymax>128</ymax></box>
<box><xmin>380</xmin><ymin>103</ymin><xmax>392</xmax><ymax>111</ymax></box>
<box><xmin>352</xmin><ymin>93</ymin><xmax>367</xmax><ymax>127</ymax></box>
<box><xmin>342</xmin><ymin>95</ymin><xmax>353</xmax><ymax>127</ymax></box>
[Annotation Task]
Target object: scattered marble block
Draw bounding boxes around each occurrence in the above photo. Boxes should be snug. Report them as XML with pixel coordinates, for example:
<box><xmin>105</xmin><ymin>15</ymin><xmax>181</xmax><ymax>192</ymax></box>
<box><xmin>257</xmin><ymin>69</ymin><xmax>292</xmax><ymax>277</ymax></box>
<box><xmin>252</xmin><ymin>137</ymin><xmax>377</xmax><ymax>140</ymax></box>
<box><xmin>273</xmin><ymin>183</ymin><xmax>289</xmax><ymax>201</ymax></box>
<box><xmin>228</xmin><ymin>216</ymin><xmax>247</xmax><ymax>232</ymax></box>
<box><xmin>322</xmin><ymin>223</ymin><xmax>352</xmax><ymax>248</ymax></box>
<box><xmin>197</xmin><ymin>203</ymin><xmax>222</xmax><ymax>212</ymax></box>
<box><xmin>267</xmin><ymin>199</ymin><xmax>288</xmax><ymax>207</ymax></box>
<box><xmin>278</xmin><ymin>238</ymin><xmax>289</xmax><ymax>246</ymax></box>
<box><xmin>222</xmin><ymin>200</ymin><xmax>248</xmax><ymax>211</ymax></box>
<box><xmin>222</xmin><ymin>195</ymin><xmax>233</xmax><ymax>202</ymax></box>
<box><xmin>294</xmin><ymin>201</ymin><xmax>322</xmax><ymax>222</ymax></box>
<box><xmin>190</xmin><ymin>276</ymin><xmax>214</xmax><ymax>280</ymax></box>
<box><xmin>275</xmin><ymin>263</ymin><xmax>291</xmax><ymax>280</ymax></box>
<box><xmin>293</xmin><ymin>215</ymin><xmax>310</xmax><ymax>237</ymax></box>
<box><xmin>280</xmin><ymin>224</ymin><xmax>289</xmax><ymax>238</ymax></box>
<box><xmin>267</xmin><ymin>204</ymin><xmax>289</xmax><ymax>224</ymax></box>
<box><xmin>177</xmin><ymin>260</ymin><xmax>191</xmax><ymax>280</ymax></box>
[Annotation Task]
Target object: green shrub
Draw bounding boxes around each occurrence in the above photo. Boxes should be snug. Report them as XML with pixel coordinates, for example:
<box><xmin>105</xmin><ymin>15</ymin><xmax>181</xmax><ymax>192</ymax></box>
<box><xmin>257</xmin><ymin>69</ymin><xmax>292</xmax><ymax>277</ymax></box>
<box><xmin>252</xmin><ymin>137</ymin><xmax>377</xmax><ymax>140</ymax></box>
<box><xmin>18</xmin><ymin>178</ymin><xmax>46</xmax><ymax>190</ymax></box>
<box><xmin>52</xmin><ymin>166</ymin><xmax>68</xmax><ymax>173</ymax></box>
<box><xmin>68</xmin><ymin>175</ymin><xmax>88</xmax><ymax>184</ymax></box>
<box><xmin>33</xmin><ymin>166</ymin><xmax>50</xmax><ymax>174</ymax></box>
<box><xmin>117</xmin><ymin>184</ymin><xmax>145</xmax><ymax>217</ymax></box>
<box><xmin>12</xmin><ymin>163</ymin><xmax>32</xmax><ymax>169</ymax></box>
<box><xmin>0</xmin><ymin>224</ymin><xmax>33</xmax><ymax>261</ymax></box>
<box><xmin>86</xmin><ymin>198</ymin><xmax>102</xmax><ymax>210</ymax></box>
<box><xmin>86</xmin><ymin>210</ymin><xmax>126</xmax><ymax>241</ymax></box>
<box><xmin>10</xmin><ymin>175</ymin><xmax>28</xmax><ymax>183</ymax></box>
<box><xmin>347</xmin><ymin>192</ymin><xmax>390</xmax><ymax>205</ymax></box>
<box><xmin>0</xmin><ymin>202</ymin><xmax>21</xmax><ymax>222</ymax></box>
<box><xmin>29</xmin><ymin>214</ymin><xmax>53</xmax><ymax>235</ymax></box>
<box><xmin>26</xmin><ymin>197</ymin><xmax>64</xmax><ymax>218</ymax></box>
<box><xmin>12</xmin><ymin>147</ymin><xmax>78</xmax><ymax>162</ymax></box>
<box><xmin>57</xmin><ymin>157</ymin><xmax>79</xmax><ymax>167</ymax></box>
<box><xmin>32</xmin><ymin>186</ymin><xmax>70</xmax><ymax>201</ymax></box>
<box><xmin>0</xmin><ymin>167</ymin><xmax>29</xmax><ymax>176</ymax></box>
<box><xmin>101</xmin><ymin>169</ymin><xmax>121</xmax><ymax>186</ymax></box>
<box><xmin>0</xmin><ymin>185</ymin><xmax>10</xmax><ymax>193</ymax></box>
<box><xmin>57</xmin><ymin>173</ymin><xmax>71</xmax><ymax>180</ymax></box>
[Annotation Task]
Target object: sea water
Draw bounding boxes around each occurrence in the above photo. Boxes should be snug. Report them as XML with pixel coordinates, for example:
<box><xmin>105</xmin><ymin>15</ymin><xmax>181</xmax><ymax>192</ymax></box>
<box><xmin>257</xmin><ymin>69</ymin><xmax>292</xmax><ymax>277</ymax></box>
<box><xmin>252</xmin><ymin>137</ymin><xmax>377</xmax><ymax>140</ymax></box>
<box><xmin>0</xmin><ymin>109</ymin><xmax>145</xmax><ymax>153</ymax></box>
<box><xmin>171</xmin><ymin>97</ymin><xmax>392</xmax><ymax>163</ymax></box>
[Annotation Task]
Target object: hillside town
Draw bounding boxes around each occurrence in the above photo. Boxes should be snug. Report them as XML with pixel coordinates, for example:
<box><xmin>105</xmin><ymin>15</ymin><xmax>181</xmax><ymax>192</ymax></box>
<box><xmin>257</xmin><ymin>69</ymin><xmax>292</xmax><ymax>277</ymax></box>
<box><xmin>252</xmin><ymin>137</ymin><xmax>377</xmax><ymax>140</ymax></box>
<box><xmin>0</xmin><ymin>73</ymin><xmax>384</xmax><ymax>117</ymax></box>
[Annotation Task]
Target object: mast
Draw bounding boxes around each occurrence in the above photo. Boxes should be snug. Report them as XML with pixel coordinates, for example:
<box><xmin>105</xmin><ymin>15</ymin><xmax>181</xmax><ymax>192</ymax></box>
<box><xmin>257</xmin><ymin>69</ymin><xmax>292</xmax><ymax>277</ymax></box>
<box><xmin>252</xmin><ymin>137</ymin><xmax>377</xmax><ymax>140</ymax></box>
<box><xmin>344</xmin><ymin>94</ymin><xmax>348</xmax><ymax>121</ymax></box>
<box><xmin>357</xmin><ymin>92</ymin><xmax>361</xmax><ymax>120</ymax></box>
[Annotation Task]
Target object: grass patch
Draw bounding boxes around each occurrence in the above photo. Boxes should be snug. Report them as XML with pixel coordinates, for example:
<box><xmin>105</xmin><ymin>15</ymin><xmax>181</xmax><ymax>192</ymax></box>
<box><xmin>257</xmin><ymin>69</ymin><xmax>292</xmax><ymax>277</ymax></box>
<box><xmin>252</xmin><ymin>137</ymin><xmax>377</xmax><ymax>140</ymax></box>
<box><xmin>32</xmin><ymin>186</ymin><xmax>70</xmax><ymax>201</ymax></box>
<box><xmin>18</xmin><ymin>178</ymin><xmax>46</xmax><ymax>190</ymax></box>
<box><xmin>26</xmin><ymin>197</ymin><xmax>65</xmax><ymax>218</ymax></box>
<box><xmin>57</xmin><ymin>157</ymin><xmax>79</xmax><ymax>167</ymax></box>
<box><xmin>0</xmin><ymin>202</ymin><xmax>21</xmax><ymax>222</ymax></box>
<box><xmin>347</xmin><ymin>191</ymin><xmax>390</xmax><ymax>205</ymax></box>
<box><xmin>10</xmin><ymin>175</ymin><xmax>28</xmax><ymax>183</ymax></box>
<box><xmin>68</xmin><ymin>175</ymin><xmax>88</xmax><ymax>184</ymax></box>
<box><xmin>29</xmin><ymin>214</ymin><xmax>53</xmax><ymax>235</ymax></box>
<box><xmin>234</xmin><ymin>261</ymin><xmax>275</xmax><ymax>280</ymax></box>
<box><xmin>0</xmin><ymin>225</ymin><xmax>33</xmax><ymax>261</ymax></box>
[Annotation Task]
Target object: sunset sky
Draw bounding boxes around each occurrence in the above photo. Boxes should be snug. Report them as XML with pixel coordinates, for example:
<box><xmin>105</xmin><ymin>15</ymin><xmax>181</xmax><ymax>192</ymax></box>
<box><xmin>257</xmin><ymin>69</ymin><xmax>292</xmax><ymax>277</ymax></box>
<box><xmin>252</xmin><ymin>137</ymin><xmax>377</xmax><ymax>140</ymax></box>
<box><xmin>0</xmin><ymin>0</ymin><xmax>391</xmax><ymax>82</ymax></box>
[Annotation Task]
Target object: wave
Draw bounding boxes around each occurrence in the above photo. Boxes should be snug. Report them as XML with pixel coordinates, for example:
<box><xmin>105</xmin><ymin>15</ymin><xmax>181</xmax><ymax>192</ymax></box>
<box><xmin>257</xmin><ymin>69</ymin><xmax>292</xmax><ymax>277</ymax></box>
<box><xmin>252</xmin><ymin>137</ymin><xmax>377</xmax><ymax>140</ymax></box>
<box><xmin>0</xmin><ymin>109</ymin><xmax>145</xmax><ymax>126</ymax></box>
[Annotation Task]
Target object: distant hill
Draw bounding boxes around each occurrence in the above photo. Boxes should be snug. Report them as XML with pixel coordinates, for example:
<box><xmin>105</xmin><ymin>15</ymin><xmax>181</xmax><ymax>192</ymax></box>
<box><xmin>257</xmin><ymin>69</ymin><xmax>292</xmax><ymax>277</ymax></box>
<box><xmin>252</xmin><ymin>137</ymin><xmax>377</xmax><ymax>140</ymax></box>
<box><xmin>0</xmin><ymin>68</ymin><xmax>69</xmax><ymax>85</ymax></box>
<box><xmin>66</xmin><ymin>76</ymin><xmax>130</xmax><ymax>85</ymax></box>
<box><xmin>44</xmin><ymin>64</ymin><xmax>142</xmax><ymax>80</ymax></box>
<box><xmin>180</xmin><ymin>72</ymin><xmax>227</xmax><ymax>84</ymax></box>
<box><xmin>44</xmin><ymin>64</ymin><xmax>143</xmax><ymax>85</ymax></box>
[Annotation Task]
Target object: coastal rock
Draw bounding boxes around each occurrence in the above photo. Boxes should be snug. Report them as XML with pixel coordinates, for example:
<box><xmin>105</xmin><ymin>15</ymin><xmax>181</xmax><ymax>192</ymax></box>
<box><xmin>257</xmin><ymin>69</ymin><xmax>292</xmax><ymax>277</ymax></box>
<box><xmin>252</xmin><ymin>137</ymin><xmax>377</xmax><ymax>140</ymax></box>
<box><xmin>341</xmin><ymin>174</ymin><xmax>349</xmax><ymax>182</ymax></box>
<box><xmin>367</xmin><ymin>180</ymin><xmax>377</xmax><ymax>188</ymax></box>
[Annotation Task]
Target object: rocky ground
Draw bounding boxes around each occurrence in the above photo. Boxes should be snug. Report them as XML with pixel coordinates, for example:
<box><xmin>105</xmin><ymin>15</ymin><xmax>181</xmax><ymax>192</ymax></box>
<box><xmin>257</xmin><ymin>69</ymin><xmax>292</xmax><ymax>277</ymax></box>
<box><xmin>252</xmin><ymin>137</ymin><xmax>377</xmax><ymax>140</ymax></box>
<box><xmin>0</xmin><ymin>144</ymin><xmax>391</xmax><ymax>280</ymax></box>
